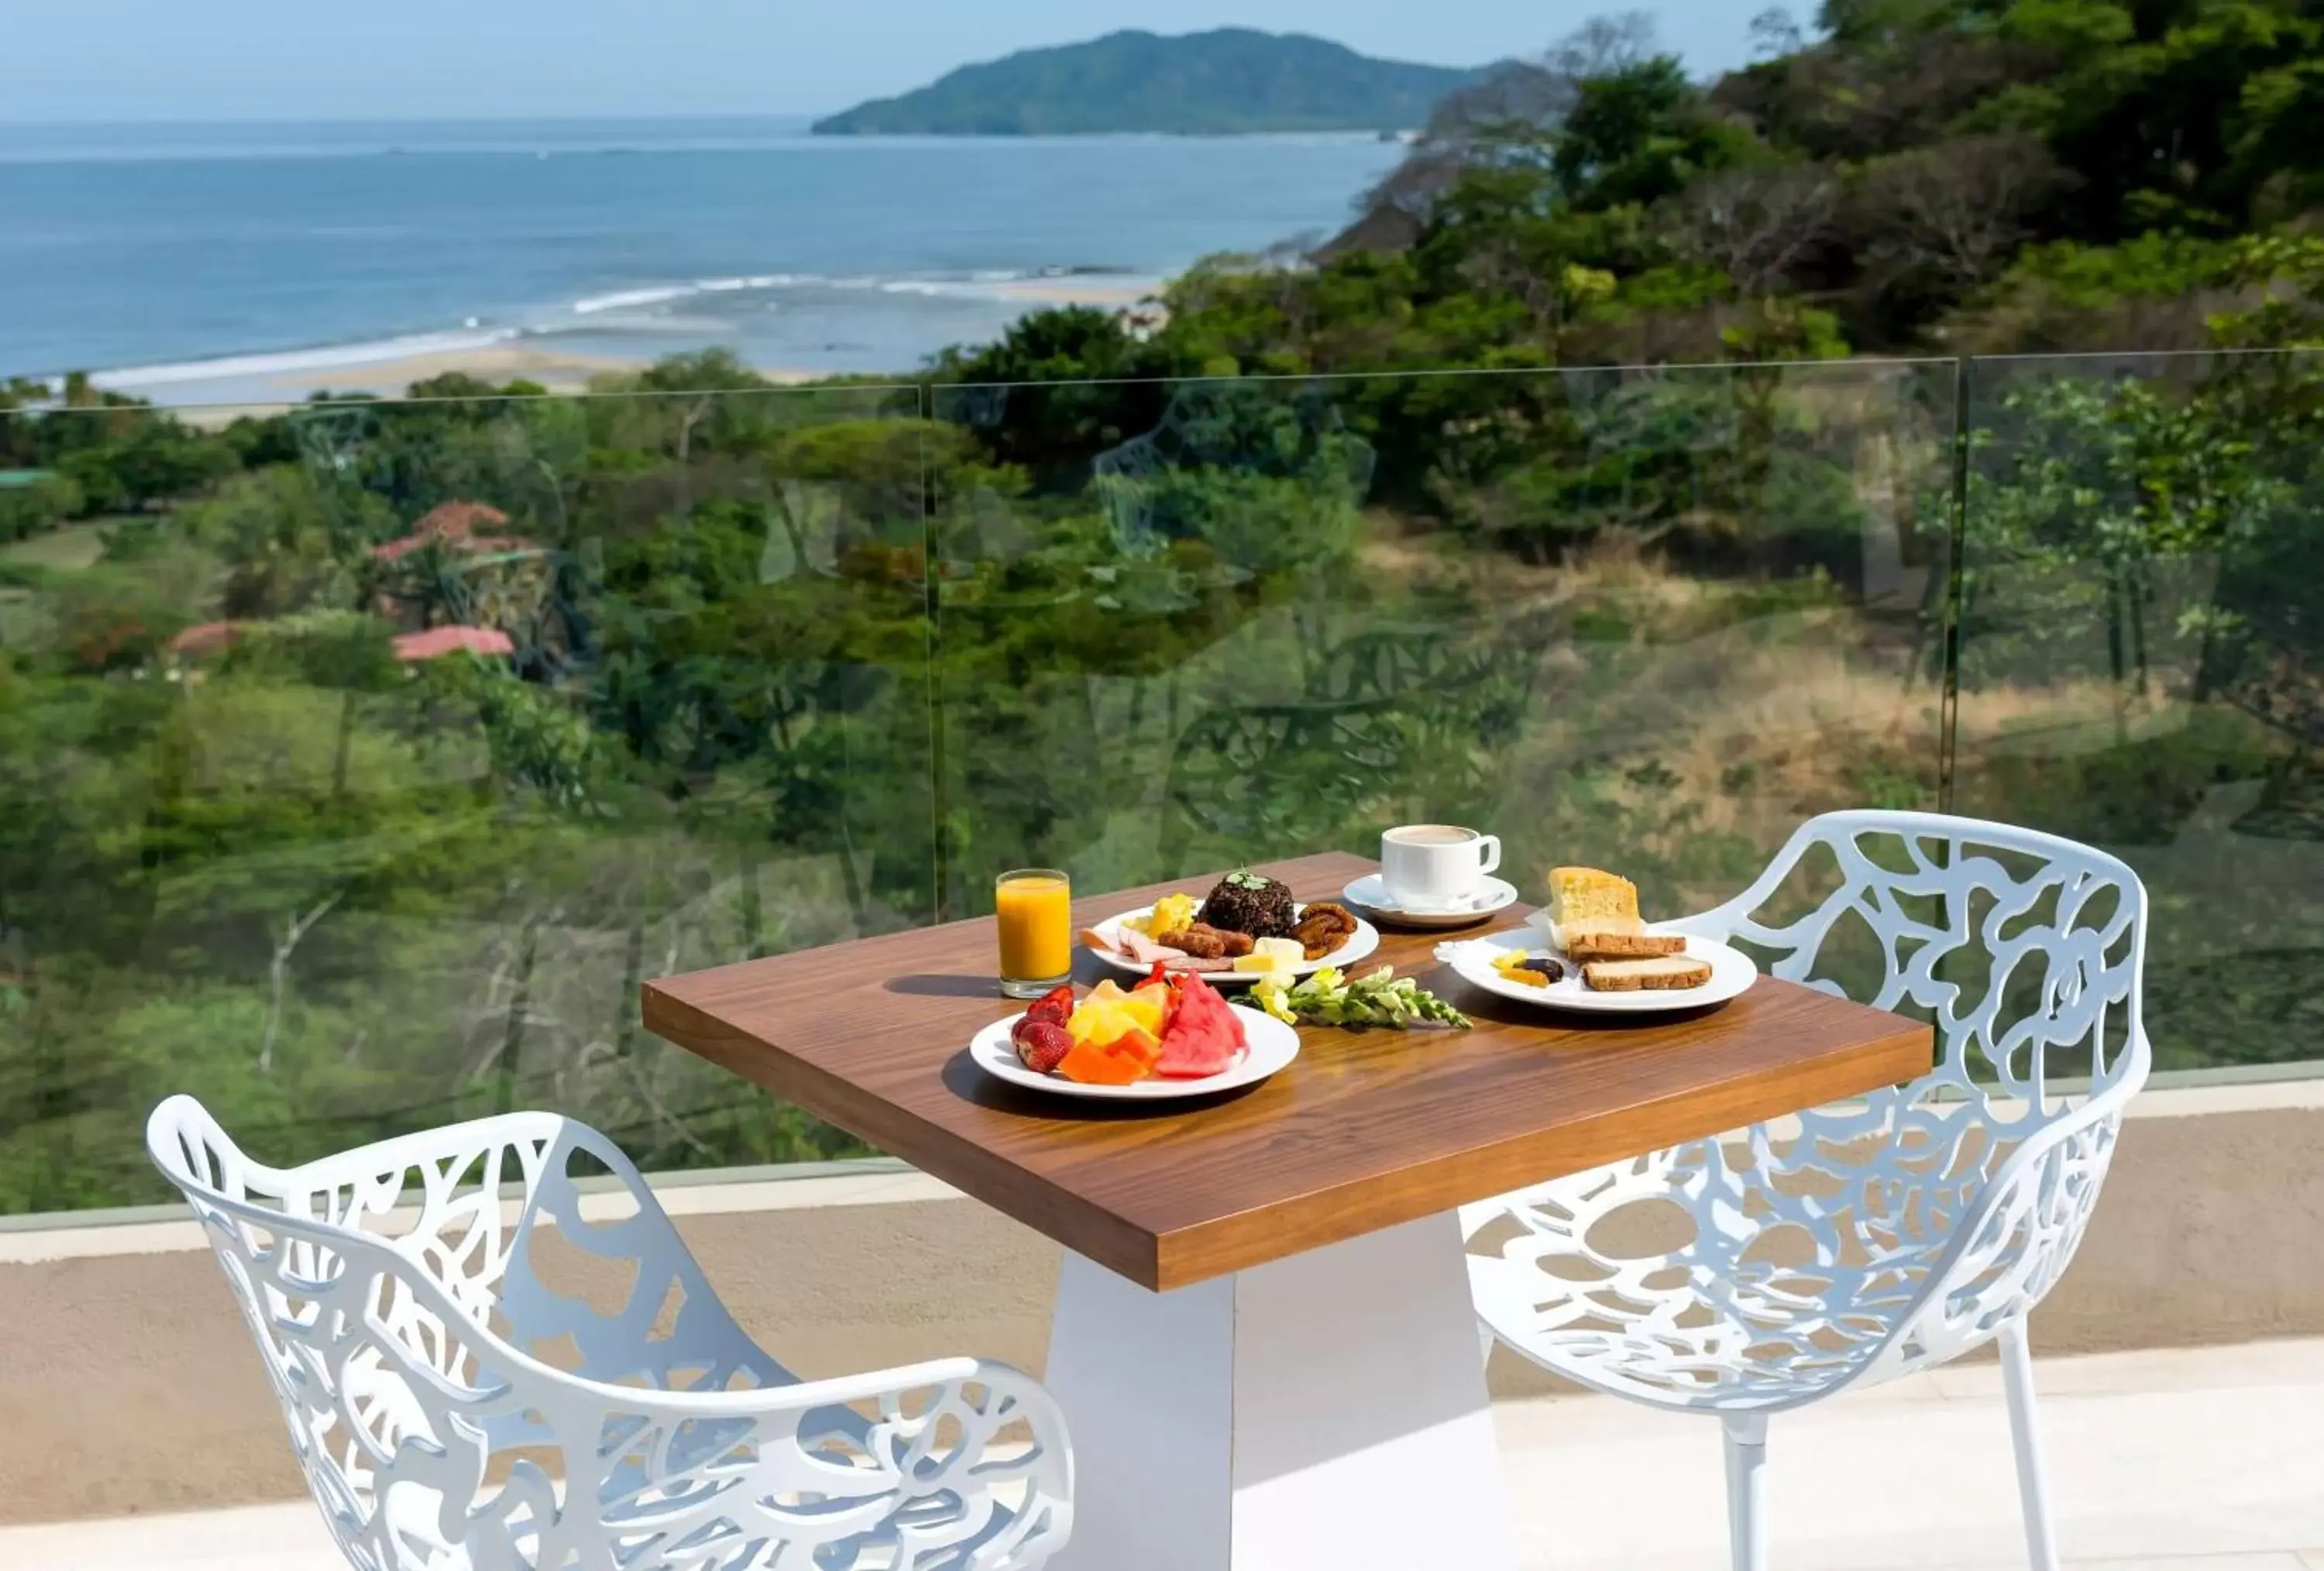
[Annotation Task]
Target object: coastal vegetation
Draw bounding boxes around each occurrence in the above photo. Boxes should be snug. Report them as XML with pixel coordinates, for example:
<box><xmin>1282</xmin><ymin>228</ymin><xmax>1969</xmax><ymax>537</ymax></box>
<box><xmin>916</xmin><ymin>3</ymin><xmax>2324</xmax><ymax>378</ymax></box>
<box><xmin>810</xmin><ymin>29</ymin><xmax>1481</xmax><ymax>137</ymax></box>
<box><xmin>6</xmin><ymin>4</ymin><xmax>2324</xmax><ymax>1210</ymax></box>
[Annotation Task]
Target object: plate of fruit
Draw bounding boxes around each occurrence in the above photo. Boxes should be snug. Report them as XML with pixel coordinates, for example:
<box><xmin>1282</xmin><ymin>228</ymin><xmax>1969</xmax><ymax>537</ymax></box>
<box><xmin>1081</xmin><ymin>870</ymin><xmax>1379</xmax><ymax>988</ymax></box>
<box><xmin>973</xmin><ymin>970</ymin><xmax>1301</xmax><ymax>1100</ymax></box>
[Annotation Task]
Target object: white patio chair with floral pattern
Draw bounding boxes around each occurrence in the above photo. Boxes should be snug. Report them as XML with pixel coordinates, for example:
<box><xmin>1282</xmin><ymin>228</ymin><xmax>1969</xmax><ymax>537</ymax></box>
<box><xmin>1463</xmin><ymin>810</ymin><xmax>2149</xmax><ymax>1571</ymax></box>
<box><xmin>147</xmin><ymin>1095</ymin><xmax>1072</xmax><ymax>1571</ymax></box>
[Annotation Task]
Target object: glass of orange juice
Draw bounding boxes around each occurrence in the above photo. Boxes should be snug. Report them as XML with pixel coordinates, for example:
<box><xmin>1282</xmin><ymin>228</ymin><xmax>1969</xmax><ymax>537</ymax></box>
<box><xmin>995</xmin><ymin>868</ymin><xmax>1073</xmax><ymax>999</ymax></box>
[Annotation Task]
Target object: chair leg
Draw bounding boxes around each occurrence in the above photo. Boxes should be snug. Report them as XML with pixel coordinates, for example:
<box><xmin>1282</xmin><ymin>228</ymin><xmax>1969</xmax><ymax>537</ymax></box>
<box><xmin>2000</xmin><ymin>1320</ymin><xmax>2063</xmax><ymax>1571</ymax></box>
<box><xmin>1722</xmin><ymin>1412</ymin><xmax>1769</xmax><ymax>1571</ymax></box>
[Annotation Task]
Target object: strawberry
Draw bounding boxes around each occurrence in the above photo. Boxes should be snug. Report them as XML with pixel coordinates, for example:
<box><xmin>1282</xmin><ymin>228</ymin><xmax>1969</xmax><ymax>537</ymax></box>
<box><xmin>1013</xmin><ymin>1019</ymin><xmax>1074</xmax><ymax>1074</ymax></box>
<box><xmin>1026</xmin><ymin>984</ymin><xmax>1077</xmax><ymax>1027</ymax></box>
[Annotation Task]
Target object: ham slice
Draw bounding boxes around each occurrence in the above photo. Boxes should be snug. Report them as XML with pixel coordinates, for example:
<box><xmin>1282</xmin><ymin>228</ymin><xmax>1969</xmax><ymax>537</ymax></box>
<box><xmin>1083</xmin><ymin>926</ymin><xmax>1188</xmax><ymax>966</ymax></box>
<box><xmin>1082</xmin><ymin>923</ymin><xmax>1232</xmax><ymax>973</ymax></box>
<box><xmin>1119</xmin><ymin>928</ymin><xmax>1189</xmax><ymax>965</ymax></box>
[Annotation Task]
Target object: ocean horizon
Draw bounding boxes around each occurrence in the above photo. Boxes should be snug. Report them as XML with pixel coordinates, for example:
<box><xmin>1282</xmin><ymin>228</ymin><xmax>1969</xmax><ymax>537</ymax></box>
<box><xmin>0</xmin><ymin>116</ymin><xmax>1406</xmax><ymax>405</ymax></box>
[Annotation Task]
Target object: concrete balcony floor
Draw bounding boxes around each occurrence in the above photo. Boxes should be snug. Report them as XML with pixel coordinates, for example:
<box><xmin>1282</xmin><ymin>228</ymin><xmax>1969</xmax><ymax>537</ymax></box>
<box><xmin>7</xmin><ymin>1335</ymin><xmax>2318</xmax><ymax>1571</ymax></box>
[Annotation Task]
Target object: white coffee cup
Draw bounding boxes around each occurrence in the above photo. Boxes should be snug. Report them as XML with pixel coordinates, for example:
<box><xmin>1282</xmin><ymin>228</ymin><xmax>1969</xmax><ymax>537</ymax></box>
<box><xmin>1380</xmin><ymin>824</ymin><xmax>1502</xmax><ymax>909</ymax></box>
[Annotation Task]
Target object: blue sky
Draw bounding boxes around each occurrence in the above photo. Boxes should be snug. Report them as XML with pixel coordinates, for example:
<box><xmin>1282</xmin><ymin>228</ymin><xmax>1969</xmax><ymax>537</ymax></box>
<box><xmin>2</xmin><ymin>3</ymin><xmax>1770</xmax><ymax>122</ymax></box>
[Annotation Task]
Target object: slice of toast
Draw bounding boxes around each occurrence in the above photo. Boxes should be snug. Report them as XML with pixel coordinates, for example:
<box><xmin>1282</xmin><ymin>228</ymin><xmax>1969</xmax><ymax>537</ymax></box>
<box><xmin>1583</xmin><ymin>955</ymin><xmax>1713</xmax><ymax>992</ymax></box>
<box><xmin>1565</xmin><ymin>929</ymin><xmax>1690</xmax><ymax>961</ymax></box>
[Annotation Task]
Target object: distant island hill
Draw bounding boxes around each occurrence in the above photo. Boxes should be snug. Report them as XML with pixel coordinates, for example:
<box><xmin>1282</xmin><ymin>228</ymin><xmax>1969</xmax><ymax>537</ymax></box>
<box><xmin>811</xmin><ymin>28</ymin><xmax>1489</xmax><ymax>137</ymax></box>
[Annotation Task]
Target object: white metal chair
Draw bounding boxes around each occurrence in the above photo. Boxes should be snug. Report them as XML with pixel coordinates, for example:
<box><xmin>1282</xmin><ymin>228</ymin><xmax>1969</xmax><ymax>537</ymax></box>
<box><xmin>146</xmin><ymin>1095</ymin><xmax>1073</xmax><ymax>1571</ymax></box>
<box><xmin>1463</xmin><ymin>810</ymin><xmax>2150</xmax><ymax>1571</ymax></box>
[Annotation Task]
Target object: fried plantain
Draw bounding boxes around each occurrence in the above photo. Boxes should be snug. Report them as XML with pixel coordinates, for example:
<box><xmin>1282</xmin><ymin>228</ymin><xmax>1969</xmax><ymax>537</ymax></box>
<box><xmin>1291</xmin><ymin>901</ymin><xmax>1359</xmax><ymax>960</ymax></box>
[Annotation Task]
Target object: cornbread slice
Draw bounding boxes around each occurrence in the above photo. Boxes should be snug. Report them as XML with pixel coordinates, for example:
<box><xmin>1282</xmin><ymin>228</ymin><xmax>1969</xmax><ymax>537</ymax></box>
<box><xmin>1582</xmin><ymin>955</ymin><xmax>1713</xmax><ymax>992</ymax></box>
<box><xmin>1565</xmin><ymin>930</ymin><xmax>1690</xmax><ymax>961</ymax></box>
<box><xmin>1546</xmin><ymin>866</ymin><xmax>1688</xmax><ymax>957</ymax></box>
<box><xmin>1547</xmin><ymin>867</ymin><xmax>1641</xmax><ymax>933</ymax></box>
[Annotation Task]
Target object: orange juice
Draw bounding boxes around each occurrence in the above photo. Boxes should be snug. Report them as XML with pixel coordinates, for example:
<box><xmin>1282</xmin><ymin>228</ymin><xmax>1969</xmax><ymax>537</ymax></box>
<box><xmin>995</xmin><ymin>869</ymin><xmax>1073</xmax><ymax>998</ymax></box>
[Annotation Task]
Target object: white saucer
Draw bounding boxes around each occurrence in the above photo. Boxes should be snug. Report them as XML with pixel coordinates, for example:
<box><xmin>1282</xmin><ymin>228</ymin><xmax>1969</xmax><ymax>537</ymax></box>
<box><xmin>1342</xmin><ymin>873</ymin><xmax>1520</xmax><ymax>930</ymax></box>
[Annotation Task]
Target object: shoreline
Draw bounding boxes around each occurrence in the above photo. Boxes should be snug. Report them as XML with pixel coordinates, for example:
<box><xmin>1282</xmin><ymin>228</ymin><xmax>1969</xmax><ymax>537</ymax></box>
<box><xmin>67</xmin><ymin>277</ymin><xmax>1166</xmax><ymax>421</ymax></box>
<box><xmin>250</xmin><ymin>342</ymin><xmax>669</xmax><ymax>394</ymax></box>
<box><xmin>142</xmin><ymin>345</ymin><xmax>833</xmax><ymax>427</ymax></box>
<box><xmin>978</xmin><ymin>279</ymin><xmax>1157</xmax><ymax>306</ymax></box>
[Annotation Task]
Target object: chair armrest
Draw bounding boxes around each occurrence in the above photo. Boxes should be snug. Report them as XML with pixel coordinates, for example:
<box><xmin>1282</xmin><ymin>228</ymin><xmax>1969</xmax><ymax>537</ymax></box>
<box><xmin>1882</xmin><ymin>1070</ymin><xmax>2137</xmax><ymax>1372</ymax></box>
<box><xmin>462</xmin><ymin>1354</ymin><xmax>1074</xmax><ymax>1570</ymax></box>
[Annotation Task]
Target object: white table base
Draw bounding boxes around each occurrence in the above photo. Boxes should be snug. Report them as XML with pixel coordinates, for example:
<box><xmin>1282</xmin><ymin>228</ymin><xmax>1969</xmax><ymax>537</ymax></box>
<box><xmin>1044</xmin><ymin>1209</ymin><xmax>1518</xmax><ymax>1571</ymax></box>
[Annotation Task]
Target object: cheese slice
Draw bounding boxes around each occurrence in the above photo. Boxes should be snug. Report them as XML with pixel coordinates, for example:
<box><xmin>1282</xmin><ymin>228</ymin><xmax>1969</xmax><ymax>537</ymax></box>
<box><xmin>1233</xmin><ymin>937</ymin><xmax>1304</xmax><ymax>980</ymax></box>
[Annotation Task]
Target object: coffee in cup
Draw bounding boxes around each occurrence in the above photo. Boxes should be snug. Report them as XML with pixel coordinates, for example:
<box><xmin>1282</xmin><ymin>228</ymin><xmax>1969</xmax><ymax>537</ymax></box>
<box><xmin>1380</xmin><ymin>824</ymin><xmax>1502</xmax><ymax>909</ymax></box>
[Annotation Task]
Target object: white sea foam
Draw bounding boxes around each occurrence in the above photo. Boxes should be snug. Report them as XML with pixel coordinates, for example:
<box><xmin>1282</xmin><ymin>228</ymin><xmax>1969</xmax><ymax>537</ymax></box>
<box><xmin>562</xmin><ymin>268</ymin><xmax>1119</xmax><ymax>318</ymax></box>
<box><xmin>570</xmin><ymin>285</ymin><xmax>699</xmax><ymax>315</ymax></box>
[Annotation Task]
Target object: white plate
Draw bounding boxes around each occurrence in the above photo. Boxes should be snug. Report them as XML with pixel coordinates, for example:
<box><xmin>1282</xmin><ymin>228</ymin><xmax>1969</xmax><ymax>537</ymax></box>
<box><xmin>1084</xmin><ymin>902</ymin><xmax>1378</xmax><ymax>985</ymax></box>
<box><xmin>1436</xmin><ymin>926</ymin><xmax>1758</xmax><ymax>1013</ymax></box>
<box><xmin>1342</xmin><ymin>872</ymin><xmax>1520</xmax><ymax>929</ymax></box>
<box><xmin>968</xmin><ymin>1005</ymin><xmax>1301</xmax><ymax>1101</ymax></box>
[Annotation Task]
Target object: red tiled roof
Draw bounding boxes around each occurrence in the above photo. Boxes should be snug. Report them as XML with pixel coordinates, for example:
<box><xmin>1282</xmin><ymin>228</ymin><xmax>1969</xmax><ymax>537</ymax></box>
<box><xmin>169</xmin><ymin>620</ymin><xmax>245</xmax><ymax>656</ymax></box>
<box><xmin>414</xmin><ymin>500</ymin><xmax>508</xmax><ymax>539</ymax></box>
<box><xmin>373</xmin><ymin>500</ymin><xmax>533</xmax><ymax>564</ymax></box>
<box><xmin>392</xmin><ymin>626</ymin><xmax>516</xmax><ymax>662</ymax></box>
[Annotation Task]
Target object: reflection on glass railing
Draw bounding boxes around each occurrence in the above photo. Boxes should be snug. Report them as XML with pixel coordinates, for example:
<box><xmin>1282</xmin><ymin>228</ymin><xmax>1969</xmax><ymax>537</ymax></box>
<box><xmin>930</xmin><ymin>363</ymin><xmax>1954</xmax><ymax>961</ymax></box>
<box><xmin>1954</xmin><ymin>350</ymin><xmax>2324</xmax><ymax>1072</ymax></box>
<box><xmin>8</xmin><ymin>349</ymin><xmax>2324</xmax><ymax>1212</ymax></box>
<box><xmin>0</xmin><ymin>384</ymin><xmax>933</xmax><ymax>1210</ymax></box>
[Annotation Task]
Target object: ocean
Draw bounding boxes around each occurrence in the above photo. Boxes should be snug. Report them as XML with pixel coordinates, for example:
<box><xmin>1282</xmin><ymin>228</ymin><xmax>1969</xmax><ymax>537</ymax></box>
<box><xmin>0</xmin><ymin>118</ymin><xmax>1407</xmax><ymax>405</ymax></box>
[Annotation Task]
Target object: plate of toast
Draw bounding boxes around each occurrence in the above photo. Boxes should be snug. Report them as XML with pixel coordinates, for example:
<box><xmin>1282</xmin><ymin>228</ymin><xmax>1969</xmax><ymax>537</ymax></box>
<box><xmin>1434</xmin><ymin>866</ymin><xmax>1758</xmax><ymax>1014</ymax></box>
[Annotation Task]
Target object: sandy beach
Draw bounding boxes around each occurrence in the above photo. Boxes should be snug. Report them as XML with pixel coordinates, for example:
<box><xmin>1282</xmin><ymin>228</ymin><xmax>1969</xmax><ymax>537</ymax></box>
<box><xmin>124</xmin><ymin>278</ymin><xmax>1165</xmax><ymax>423</ymax></box>
<box><xmin>256</xmin><ymin>343</ymin><xmax>659</xmax><ymax>397</ymax></box>
<box><xmin>255</xmin><ymin>342</ymin><xmax>823</xmax><ymax>399</ymax></box>
<box><xmin>982</xmin><ymin>277</ymin><xmax>1160</xmax><ymax>307</ymax></box>
<box><xmin>163</xmin><ymin>344</ymin><xmax>830</xmax><ymax>427</ymax></box>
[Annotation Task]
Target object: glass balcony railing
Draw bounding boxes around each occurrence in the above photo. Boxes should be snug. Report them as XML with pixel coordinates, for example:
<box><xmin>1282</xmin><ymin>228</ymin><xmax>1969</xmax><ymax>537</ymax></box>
<box><xmin>1953</xmin><ymin>349</ymin><xmax>2324</xmax><ymax>1074</ymax></box>
<box><xmin>1</xmin><ymin>348</ymin><xmax>2319</xmax><ymax>1212</ymax></box>
<box><xmin>0</xmin><ymin>383</ymin><xmax>931</xmax><ymax>1209</ymax></box>
<box><xmin>928</xmin><ymin>363</ymin><xmax>1956</xmax><ymax>932</ymax></box>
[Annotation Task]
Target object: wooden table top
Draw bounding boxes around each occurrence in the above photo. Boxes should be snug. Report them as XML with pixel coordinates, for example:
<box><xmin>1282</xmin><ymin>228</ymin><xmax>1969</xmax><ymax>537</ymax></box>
<box><xmin>644</xmin><ymin>851</ymin><xmax>1931</xmax><ymax>1293</ymax></box>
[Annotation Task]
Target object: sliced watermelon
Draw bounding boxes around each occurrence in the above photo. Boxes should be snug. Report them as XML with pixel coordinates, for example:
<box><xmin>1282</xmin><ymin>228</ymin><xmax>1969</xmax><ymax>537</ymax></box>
<box><xmin>1157</xmin><ymin>972</ymin><xmax>1248</xmax><ymax>1079</ymax></box>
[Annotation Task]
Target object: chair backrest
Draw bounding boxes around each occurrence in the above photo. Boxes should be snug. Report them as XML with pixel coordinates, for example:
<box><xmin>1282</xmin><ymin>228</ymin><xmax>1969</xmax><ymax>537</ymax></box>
<box><xmin>144</xmin><ymin>1097</ymin><xmax>797</xmax><ymax>1571</ymax></box>
<box><xmin>1683</xmin><ymin>809</ymin><xmax>2150</xmax><ymax>1119</ymax></box>
<box><xmin>1679</xmin><ymin>810</ymin><xmax>2151</xmax><ymax>1372</ymax></box>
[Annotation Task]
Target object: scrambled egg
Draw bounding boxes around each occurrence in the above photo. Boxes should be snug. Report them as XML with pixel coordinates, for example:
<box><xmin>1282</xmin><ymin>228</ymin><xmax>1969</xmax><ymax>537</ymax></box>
<box><xmin>1126</xmin><ymin>892</ymin><xmax>1200</xmax><ymax>937</ymax></box>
